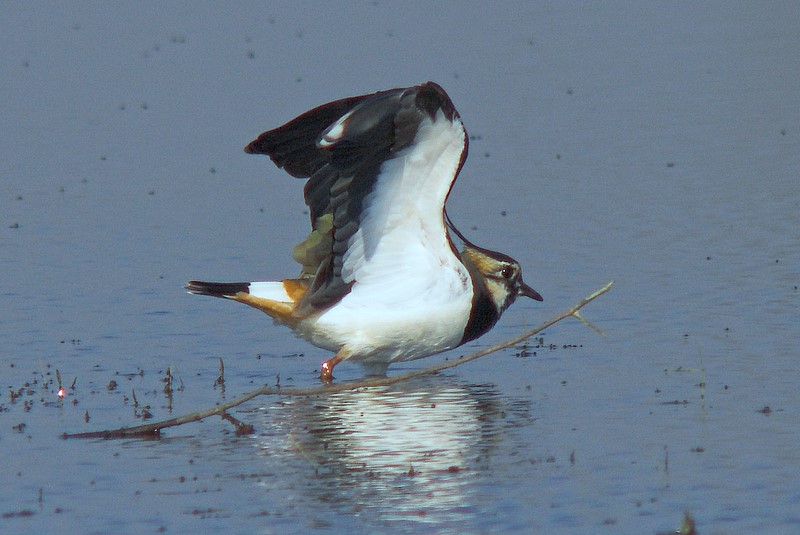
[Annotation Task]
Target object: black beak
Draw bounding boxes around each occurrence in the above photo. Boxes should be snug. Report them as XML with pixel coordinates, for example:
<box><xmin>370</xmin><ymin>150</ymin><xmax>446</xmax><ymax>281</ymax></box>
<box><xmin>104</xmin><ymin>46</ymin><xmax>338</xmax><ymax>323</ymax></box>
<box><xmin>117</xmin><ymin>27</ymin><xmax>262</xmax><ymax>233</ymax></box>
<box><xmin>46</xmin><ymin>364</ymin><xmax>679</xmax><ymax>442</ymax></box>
<box><xmin>518</xmin><ymin>281</ymin><xmax>543</xmax><ymax>302</ymax></box>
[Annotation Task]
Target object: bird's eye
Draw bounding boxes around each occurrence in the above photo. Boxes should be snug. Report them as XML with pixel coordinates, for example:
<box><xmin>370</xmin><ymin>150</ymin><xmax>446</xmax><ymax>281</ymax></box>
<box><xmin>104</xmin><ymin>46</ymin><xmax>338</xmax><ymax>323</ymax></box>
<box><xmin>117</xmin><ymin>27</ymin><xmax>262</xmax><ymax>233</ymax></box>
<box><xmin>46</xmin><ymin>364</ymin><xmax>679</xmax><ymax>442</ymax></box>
<box><xmin>500</xmin><ymin>266</ymin><xmax>515</xmax><ymax>279</ymax></box>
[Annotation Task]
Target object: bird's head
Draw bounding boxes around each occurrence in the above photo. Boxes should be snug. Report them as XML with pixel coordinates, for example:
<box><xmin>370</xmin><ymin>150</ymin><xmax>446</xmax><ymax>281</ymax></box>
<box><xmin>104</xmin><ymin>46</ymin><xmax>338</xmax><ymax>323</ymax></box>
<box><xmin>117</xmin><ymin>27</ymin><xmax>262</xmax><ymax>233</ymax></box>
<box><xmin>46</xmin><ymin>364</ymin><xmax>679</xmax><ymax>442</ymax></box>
<box><xmin>460</xmin><ymin>245</ymin><xmax>543</xmax><ymax>313</ymax></box>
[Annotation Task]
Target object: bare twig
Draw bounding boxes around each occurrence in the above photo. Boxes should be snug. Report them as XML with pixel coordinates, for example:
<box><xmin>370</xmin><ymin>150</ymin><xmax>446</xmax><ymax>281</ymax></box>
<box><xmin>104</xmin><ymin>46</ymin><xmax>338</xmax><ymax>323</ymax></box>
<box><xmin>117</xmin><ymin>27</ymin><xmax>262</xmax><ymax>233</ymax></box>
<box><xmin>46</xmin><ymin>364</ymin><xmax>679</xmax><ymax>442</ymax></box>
<box><xmin>62</xmin><ymin>281</ymin><xmax>613</xmax><ymax>440</ymax></box>
<box><xmin>220</xmin><ymin>411</ymin><xmax>256</xmax><ymax>436</ymax></box>
<box><xmin>214</xmin><ymin>357</ymin><xmax>225</xmax><ymax>390</ymax></box>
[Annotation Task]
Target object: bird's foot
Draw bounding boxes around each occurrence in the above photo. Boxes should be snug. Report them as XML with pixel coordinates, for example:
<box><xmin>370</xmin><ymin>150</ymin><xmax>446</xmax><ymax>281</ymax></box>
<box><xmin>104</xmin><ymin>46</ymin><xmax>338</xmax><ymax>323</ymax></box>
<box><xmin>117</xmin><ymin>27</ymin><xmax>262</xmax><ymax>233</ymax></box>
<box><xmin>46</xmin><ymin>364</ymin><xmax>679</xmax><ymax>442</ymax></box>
<box><xmin>320</xmin><ymin>355</ymin><xmax>343</xmax><ymax>383</ymax></box>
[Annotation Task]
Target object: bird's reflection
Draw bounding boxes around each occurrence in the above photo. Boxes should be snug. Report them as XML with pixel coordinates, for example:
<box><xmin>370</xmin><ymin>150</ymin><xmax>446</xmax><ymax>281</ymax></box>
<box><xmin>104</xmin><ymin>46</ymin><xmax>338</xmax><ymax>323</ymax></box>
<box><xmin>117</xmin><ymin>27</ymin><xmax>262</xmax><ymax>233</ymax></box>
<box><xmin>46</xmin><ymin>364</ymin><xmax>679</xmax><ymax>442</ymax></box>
<box><xmin>254</xmin><ymin>374</ymin><xmax>526</xmax><ymax>524</ymax></box>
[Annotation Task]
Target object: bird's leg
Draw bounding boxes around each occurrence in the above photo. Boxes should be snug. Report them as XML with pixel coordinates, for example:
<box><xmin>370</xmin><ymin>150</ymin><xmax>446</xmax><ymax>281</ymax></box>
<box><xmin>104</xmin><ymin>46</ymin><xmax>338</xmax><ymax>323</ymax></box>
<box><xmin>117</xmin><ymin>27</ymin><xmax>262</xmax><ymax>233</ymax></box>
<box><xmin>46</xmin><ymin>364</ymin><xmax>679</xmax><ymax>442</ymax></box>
<box><xmin>320</xmin><ymin>353</ymin><xmax>344</xmax><ymax>383</ymax></box>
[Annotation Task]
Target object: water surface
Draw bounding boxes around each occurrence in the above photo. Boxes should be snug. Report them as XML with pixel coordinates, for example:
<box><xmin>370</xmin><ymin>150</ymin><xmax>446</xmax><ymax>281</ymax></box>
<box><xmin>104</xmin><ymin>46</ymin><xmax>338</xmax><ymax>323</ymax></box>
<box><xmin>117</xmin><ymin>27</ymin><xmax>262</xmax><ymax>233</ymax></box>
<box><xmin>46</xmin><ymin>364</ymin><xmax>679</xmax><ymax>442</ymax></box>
<box><xmin>2</xmin><ymin>3</ymin><xmax>798</xmax><ymax>534</ymax></box>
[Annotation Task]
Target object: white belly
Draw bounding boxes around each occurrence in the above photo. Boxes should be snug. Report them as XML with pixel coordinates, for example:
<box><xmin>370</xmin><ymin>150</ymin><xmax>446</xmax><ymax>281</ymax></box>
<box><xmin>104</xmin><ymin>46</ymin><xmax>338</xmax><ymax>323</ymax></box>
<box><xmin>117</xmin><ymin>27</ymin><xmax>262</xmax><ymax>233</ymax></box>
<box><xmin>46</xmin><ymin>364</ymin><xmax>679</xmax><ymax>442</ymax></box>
<box><xmin>299</xmin><ymin>261</ymin><xmax>473</xmax><ymax>365</ymax></box>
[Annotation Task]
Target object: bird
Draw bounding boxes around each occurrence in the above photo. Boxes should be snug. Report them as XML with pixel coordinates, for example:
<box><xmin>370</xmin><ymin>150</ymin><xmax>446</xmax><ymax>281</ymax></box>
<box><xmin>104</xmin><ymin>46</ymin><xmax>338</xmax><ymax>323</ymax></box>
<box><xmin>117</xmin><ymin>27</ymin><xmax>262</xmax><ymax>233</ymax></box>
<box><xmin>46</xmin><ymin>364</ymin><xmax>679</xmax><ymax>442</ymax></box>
<box><xmin>187</xmin><ymin>82</ymin><xmax>543</xmax><ymax>382</ymax></box>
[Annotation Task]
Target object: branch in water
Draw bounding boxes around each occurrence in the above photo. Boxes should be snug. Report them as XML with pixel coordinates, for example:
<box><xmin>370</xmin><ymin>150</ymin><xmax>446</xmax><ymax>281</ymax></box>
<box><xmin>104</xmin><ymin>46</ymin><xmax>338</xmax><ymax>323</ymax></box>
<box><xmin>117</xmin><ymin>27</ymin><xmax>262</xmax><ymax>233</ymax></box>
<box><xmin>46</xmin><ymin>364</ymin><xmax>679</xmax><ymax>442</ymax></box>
<box><xmin>62</xmin><ymin>281</ymin><xmax>614</xmax><ymax>440</ymax></box>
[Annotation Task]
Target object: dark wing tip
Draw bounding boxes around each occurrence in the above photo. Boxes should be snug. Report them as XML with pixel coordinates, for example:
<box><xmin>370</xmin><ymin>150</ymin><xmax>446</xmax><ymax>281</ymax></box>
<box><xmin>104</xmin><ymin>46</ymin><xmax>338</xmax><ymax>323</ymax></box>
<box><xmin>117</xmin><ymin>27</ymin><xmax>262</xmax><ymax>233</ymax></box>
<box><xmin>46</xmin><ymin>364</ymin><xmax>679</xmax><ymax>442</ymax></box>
<box><xmin>243</xmin><ymin>93</ymin><xmax>380</xmax><ymax>178</ymax></box>
<box><xmin>243</xmin><ymin>82</ymin><xmax>459</xmax><ymax>176</ymax></box>
<box><xmin>415</xmin><ymin>81</ymin><xmax>459</xmax><ymax>122</ymax></box>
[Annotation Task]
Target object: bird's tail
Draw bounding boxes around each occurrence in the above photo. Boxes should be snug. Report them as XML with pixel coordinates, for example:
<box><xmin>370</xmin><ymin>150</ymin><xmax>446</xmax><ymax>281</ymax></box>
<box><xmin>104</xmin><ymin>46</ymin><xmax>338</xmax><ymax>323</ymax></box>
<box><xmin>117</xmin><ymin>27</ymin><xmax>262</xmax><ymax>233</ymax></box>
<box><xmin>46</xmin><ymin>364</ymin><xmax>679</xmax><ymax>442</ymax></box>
<box><xmin>186</xmin><ymin>280</ymin><xmax>306</xmax><ymax>324</ymax></box>
<box><xmin>185</xmin><ymin>281</ymin><xmax>251</xmax><ymax>298</ymax></box>
<box><xmin>186</xmin><ymin>280</ymin><xmax>302</xmax><ymax>302</ymax></box>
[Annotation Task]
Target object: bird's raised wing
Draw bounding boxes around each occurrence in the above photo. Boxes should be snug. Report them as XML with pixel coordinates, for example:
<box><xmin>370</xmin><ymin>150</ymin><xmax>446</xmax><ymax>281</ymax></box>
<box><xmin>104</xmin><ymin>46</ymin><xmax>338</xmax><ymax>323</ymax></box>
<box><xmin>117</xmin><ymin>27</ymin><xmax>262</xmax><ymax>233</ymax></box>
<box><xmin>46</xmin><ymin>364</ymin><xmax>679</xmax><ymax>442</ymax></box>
<box><xmin>245</xmin><ymin>82</ymin><xmax>469</xmax><ymax>315</ymax></box>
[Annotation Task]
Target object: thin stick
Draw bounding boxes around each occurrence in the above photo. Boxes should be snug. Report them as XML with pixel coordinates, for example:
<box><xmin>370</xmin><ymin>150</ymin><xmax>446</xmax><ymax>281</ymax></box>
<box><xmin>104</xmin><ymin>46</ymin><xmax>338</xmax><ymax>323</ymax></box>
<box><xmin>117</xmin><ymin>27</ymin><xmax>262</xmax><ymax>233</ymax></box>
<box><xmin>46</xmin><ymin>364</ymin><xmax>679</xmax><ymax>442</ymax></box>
<box><xmin>62</xmin><ymin>281</ymin><xmax>613</xmax><ymax>440</ymax></box>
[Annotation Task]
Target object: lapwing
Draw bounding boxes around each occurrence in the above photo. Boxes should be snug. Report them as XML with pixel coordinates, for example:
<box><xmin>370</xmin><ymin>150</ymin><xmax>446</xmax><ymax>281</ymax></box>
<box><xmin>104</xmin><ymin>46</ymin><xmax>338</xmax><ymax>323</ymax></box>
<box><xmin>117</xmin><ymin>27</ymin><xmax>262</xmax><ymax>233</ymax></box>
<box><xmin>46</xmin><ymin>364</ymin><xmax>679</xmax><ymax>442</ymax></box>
<box><xmin>187</xmin><ymin>82</ymin><xmax>542</xmax><ymax>381</ymax></box>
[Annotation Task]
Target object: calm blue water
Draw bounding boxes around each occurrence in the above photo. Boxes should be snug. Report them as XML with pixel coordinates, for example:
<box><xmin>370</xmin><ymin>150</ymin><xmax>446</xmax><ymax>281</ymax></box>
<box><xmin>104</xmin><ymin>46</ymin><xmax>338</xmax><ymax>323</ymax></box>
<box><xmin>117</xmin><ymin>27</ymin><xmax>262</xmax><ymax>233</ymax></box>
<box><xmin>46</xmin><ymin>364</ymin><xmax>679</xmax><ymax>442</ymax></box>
<box><xmin>2</xmin><ymin>3</ymin><xmax>799</xmax><ymax>534</ymax></box>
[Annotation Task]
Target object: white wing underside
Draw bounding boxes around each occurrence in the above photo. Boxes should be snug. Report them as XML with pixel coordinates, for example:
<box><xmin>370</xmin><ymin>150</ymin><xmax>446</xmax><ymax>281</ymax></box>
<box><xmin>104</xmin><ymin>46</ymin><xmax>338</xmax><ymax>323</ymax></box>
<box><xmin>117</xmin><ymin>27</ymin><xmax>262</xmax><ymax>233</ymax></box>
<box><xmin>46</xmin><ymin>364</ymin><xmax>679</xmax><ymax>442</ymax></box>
<box><xmin>306</xmin><ymin>111</ymin><xmax>474</xmax><ymax>359</ymax></box>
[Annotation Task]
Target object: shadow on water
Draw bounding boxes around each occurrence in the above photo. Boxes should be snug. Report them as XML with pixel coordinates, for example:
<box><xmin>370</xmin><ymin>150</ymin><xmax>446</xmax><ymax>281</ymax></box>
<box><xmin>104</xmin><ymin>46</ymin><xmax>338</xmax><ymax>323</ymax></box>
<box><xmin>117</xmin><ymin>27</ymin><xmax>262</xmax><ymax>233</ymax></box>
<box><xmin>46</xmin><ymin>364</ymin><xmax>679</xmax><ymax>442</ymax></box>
<box><xmin>250</xmin><ymin>374</ymin><xmax>532</xmax><ymax>526</ymax></box>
